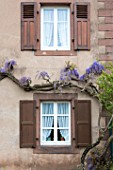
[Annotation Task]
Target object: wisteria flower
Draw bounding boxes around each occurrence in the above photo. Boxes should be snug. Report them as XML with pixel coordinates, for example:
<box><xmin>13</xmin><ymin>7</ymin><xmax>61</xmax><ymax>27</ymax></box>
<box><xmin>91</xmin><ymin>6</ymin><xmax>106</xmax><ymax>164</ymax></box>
<box><xmin>79</xmin><ymin>74</ymin><xmax>86</xmax><ymax>81</ymax></box>
<box><xmin>0</xmin><ymin>59</ymin><xmax>17</xmax><ymax>73</ymax></box>
<box><xmin>36</xmin><ymin>71</ymin><xmax>50</xmax><ymax>80</ymax></box>
<box><xmin>19</xmin><ymin>76</ymin><xmax>31</xmax><ymax>86</ymax></box>
<box><xmin>86</xmin><ymin>61</ymin><xmax>104</xmax><ymax>75</ymax></box>
<box><xmin>60</xmin><ymin>62</ymin><xmax>79</xmax><ymax>82</ymax></box>
<box><xmin>86</xmin><ymin>67</ymin><xmax>92</xmax><ymax>74</ymax></box>
<box><xmin>71</xmin><ymin>68</ymin><xmax>79</xmax><ymax>78</ymax></box>
<box><xmin>0</xmin><ymin>67</ymin><xmax>6</xmax><ymax>73</ymax></box>
<box><xmin>4</xmin><ymin>59</ymin><xmax>16</xmax><ymax>71</ymax></box>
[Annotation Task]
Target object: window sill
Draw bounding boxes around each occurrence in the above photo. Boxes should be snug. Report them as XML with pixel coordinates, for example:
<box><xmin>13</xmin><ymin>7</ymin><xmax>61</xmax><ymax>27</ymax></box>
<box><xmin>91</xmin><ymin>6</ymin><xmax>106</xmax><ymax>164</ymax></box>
<box><xmin>34</xmin><ymin>50</ymin><xmax>77</xmax><ymax>56</ymax></box>
<box><xmin>33</xmin><ymin>145</ymin><xmax>80</xmax><ymax>154</ymax></box>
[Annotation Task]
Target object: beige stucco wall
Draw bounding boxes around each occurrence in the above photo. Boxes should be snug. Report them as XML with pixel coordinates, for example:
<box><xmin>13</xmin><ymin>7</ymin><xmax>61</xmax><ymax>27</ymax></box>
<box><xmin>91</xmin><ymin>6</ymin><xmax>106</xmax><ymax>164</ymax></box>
<box><xmin>0</xmin><ymin>0</ymin><xmax>100</xmax><ymax>169</ymax></box>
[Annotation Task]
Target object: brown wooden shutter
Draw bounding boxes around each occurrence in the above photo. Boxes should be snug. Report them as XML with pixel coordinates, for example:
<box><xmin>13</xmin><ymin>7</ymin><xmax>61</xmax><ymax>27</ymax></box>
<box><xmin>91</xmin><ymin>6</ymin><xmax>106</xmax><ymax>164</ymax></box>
<box><xmin>20</xmin><ymin>100</ymin><xmax>36</xmax><ymax>148</ymax></box>
<box><xmin>21</xmin><ymin>2</ymin><xmax>37</xmax><ymax>50</ymax></box>
<box><xmin>76</xmin><ymin>100</ymin><xmax>91</xmax><ymax>147</ymax></box>
<box><xmin>74</xmin><ymin>2</ymin><xmax>90</xmax><ymax>50</ymax></box>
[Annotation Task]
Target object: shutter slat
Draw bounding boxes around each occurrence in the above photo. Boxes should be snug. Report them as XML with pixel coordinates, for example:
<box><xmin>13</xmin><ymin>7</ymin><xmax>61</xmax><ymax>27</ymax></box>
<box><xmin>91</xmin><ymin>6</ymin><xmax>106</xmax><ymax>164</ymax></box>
<box><xmin>21</xmin><ymin>2</ymin><xmax>37</xmax><ymax>50</ymax></box>
<box><xmin>20</xmin><ymin>100</ymin><xmax>36</xmax><ymax>148</ymax></box>
<box><xmin>21</xmin><ymin>121</ymin><xmax>33</xmax><ymax>125</ymax></box>
<box><xmin>76</xmin><ymin>100</ymin><xmax>91</xmax><ymax>147</ymax></box>
<box><xmin>74</xmin><ymin>2</ymin><xmax>90</xmax><ymax>50</ymax></box>
<box><xmin>77</xmin><ymin>5</ymin><xmax>88</xmax><ymax>19</ymax></box>
<box><xmin>23</xmin><ymin>5</ymin><xmax>34</xmax><ymax>18</ymax></box>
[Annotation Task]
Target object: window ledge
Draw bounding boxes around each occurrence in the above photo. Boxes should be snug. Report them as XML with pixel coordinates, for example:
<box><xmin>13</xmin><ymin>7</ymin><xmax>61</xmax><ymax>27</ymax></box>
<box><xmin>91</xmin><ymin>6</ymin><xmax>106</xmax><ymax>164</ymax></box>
<box><xmin>34</xmin><ymin>50</ymin><xmax>77</xmax><ymax>56</ymax></box>
<box><xmin>33</xmin><ymin>146</ymin><xmax>80</xmax><ymax>154</ymax></box>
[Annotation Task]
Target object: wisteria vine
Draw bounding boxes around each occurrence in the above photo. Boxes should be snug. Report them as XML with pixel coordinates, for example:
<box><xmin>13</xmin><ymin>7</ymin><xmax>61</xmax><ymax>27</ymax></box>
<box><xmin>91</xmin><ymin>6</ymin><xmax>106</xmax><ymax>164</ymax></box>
<box><xmin>0</xmin><ymin>59</ymin><xmax>104</xmax><ymax>96</ymax></box>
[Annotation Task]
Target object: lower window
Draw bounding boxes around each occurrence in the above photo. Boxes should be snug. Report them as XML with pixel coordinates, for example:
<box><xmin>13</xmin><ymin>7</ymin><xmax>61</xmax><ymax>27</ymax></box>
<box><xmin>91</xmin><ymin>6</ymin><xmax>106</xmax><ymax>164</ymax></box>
<box><xmin>20</xmin><ymin>93</ymin><xmax>91</xmax><ymax>154</ymax></box>
<box><xmin>40</xmin><ymin>101</ymin><xmax>71</xmax><ymax>146</ymax></box>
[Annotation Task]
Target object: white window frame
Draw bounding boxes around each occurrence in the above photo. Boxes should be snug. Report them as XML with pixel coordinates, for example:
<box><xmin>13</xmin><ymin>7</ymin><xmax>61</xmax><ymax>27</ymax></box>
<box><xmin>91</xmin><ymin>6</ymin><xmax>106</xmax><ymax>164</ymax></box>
<box><xmin>41</xmin><ymin>6</ymin><xmax>70</xmax><ymax>51</ymax></box>
<box><xmin>40</xmin><ymin>101</ymin><xmax>71</xmax><ymax>146</ymax></box>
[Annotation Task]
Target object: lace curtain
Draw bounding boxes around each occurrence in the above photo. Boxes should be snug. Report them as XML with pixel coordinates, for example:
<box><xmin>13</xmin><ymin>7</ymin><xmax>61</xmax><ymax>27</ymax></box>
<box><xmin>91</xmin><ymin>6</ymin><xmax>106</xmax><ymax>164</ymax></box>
<box><xmin>43</xmin><ymin>9</ymin><xmax>54</xmax><ymax>47</ymax></box>
<box><xmin>57</xmin><ymin>103</ymin><xmax>69</xmax><ymax>141</ymax></box>
<box><xmin>42</xmin><ymin>102</ymin><xmax>69</xmax><ymax>141</ymax></box>
<box><xmin>57</xmin><ymin>9</ymin><xmax>68</xmax><ymax>47</ymax></box>
<box><xmin>43</xmin><ymin>8</ymin><xmax>68</xmax><ymax>48</ymax></box>
<box><xmin>42</xmin><ymin>103</ymin><xmax>54</xmax><ymax>141</ymax></box>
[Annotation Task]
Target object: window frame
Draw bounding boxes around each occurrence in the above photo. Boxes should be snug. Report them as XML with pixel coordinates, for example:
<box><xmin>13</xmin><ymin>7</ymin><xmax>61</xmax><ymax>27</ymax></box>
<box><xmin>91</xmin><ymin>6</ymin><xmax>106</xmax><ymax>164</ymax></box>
<box><xmin>20</xmin><ymin>94</ymin><xmax>92</xmax><ymax>153</ymax></box>
<box><xmin>34</xmin><ymin>0</ymin><xmax>76</xmax><ymax>56</ymax></box>
<box><xmin>40</xmin><ymin>101</ymin><xmax>71</xmax><ymax>146</ymax></box>
<box><xmin>33</xmin><ymin>93</ymin><xmax>78</xmax><ymax>154</ymax></box>
<box><xmin>41</xmin><ymin>6</ymin><xmax>70</xmax><ymax>51</ymax></box>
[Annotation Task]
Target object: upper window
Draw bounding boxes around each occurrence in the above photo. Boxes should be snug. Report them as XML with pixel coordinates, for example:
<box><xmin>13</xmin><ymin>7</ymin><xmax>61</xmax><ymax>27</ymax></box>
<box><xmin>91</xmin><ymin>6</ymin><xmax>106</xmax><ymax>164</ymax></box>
<box><xmin>21</xmin><ymin>1</ymin><xmax>90</xmax><ymax>56</ymax></box>
<box><xmin>40</xmin><ymin>101</ymin><xmax>71</xmax><ymax>145</ymax></box>
<box><xmin>41</xmin><ymin>7</ymin><xmax>70</xmax><ymax>51</ymax></box>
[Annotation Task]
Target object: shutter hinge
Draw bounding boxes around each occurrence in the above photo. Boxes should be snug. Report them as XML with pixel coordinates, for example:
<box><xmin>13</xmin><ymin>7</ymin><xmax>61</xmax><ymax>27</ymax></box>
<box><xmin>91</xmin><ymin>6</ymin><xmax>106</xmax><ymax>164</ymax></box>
<box><xmin>32</xmin><ymin>145</ymin><xmax>35</xmax><ymax>148</ymax></box>
<box><xmin>36</xmin><ymin>106</ymin><xmax>39</xmax><ymax>109</ymax></box>
<box><xmin>72</xmin><ymin>11</ymin><xmax>74</xmax><ymax>14</ymax></box>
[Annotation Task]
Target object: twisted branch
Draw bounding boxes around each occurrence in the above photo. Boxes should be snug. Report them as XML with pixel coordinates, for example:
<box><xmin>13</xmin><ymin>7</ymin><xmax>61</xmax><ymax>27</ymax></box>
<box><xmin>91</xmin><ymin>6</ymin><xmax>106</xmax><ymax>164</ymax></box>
<box><xmin>81</xmin><ymin>136</ymin><xmax>103</xmax><ymax>169</ymax></box>
<box><xmin>0</xmin><ymin>72</ymin><xmax>99</xmax><ymax>96</ymax></box>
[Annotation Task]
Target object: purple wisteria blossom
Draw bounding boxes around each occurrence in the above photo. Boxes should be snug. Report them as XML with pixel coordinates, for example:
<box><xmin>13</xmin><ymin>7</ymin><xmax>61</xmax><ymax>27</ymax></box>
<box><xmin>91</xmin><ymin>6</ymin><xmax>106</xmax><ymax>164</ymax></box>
<box><xmin>4</xmin><ymin>59</ymin><xmax>16</xmax><ymax>71</ymax></box>
<box><xmin>86</xmin><ymin>67</ymin><xmax>92</xmax><ymax>74</ymax></box>
<box><xmin>80</xmin><ymin>61</ymin><xmax>104</xmax><ymax>81</ymax></box>
<box><xmin>79</xmin><ymin>74</ymin><xmax>86</xmax><ymax>81</ymax></box>
<box><xmin>86</xmin><ymin>156</ymin><xmax>95</xmax><ymax>170</ymax></box>
<box><xmin>70</xmin><ymin>68</ymin><xmax>79</xmax><ymax>78</ymax></box>
<box><xmin>36</xmin><ymin>71</ymin><xmax>50</xmax><ymax>80</ymax></box>
<box><xmin>0</xmin><ymin>59</ymin><xmax>16</xmax><ymax>73</ymax></box>
<box><xmin>19</xmin><ymin>76</ymin><xmax>31</xmax><ymax>86</ymax></box>
<box><xmin>86</xmin><ymin>61</ymin><xmax>104</xmax><ymax>75</ymax></box>
<box><xmin>60</xmin><ymin>71</ymin><xmax>71</xmax><ymax>81</ymax></box>
<box><xmin>0</xmin><ymin>67</ymin><xmax>6</xmax><ymax>73</ymax></box>
<box><xmin>60</xmin><ymin>64</ymin><xmax>79</xmax><ymax>82</ymax></box>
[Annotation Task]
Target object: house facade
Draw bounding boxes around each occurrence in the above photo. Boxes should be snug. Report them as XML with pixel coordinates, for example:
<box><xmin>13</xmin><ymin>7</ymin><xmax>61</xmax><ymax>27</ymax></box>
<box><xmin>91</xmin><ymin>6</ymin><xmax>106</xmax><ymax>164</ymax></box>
<box><xmin>0</xmin><ymin>0</ymin><xmax>112</xmax><ymax>169</ymax></box>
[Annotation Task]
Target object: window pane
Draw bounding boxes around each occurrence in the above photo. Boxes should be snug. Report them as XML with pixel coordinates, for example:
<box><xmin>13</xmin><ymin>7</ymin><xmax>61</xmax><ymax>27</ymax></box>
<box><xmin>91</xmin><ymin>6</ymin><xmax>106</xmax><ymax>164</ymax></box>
<box><xmin>57</xmin><ymin>103</ymin><xmax>69</xmax><ymax>141</ymax></box>
<box><xmin>57</xmin><ymin>116</ymin><xmax>69</xmax><ymax>127</ymax></box>
<box><xmin>42</xmin><ymin>102</ymin><xmax>54</xmax><ymax>142</ymax></box>
<box><xmin>57</xmin><ymin>9</ymin><xmax>68</xmax><ymax>21</ymax></box>
<box><xmin>43</xmin><ymin>9</ymin><xmax>54</xmax><ymax>47</ymax></box>
<box><xmin>44</xmin><ymin>9</ymin><xmax>54</xmax><ymax>21</ymax></box>
<box><xmin>58</xmin><ymin>129</ymin><xmax>69</xmax><ymax>141</ymax></box>
<box><xmin>42</xmin><ymin>103</ymin><xmax>54</xmax><ymax>114</ymax></box>
<box><xmin>57</xmin><ymin>9</ymin><xmax>68</xmax><ymax>47</ymax></box>
<box><xmin>57</xmin><ymin>103</ymin><xmax>69</xmax><ymax>114</ymax></box>
<box><xmin>42</xmin><ymin>116</ymin><xmax>54</xmax><ymax>127</ymax></box>
<box><xmin>42</xmin><ymin>129</ymin><xmax>54</xmax><ymax>141</ymax></box>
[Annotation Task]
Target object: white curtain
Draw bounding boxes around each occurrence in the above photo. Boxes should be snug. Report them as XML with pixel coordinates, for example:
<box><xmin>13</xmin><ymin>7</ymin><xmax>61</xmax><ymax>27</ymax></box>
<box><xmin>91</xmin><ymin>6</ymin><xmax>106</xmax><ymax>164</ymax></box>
<box><xmin>57</xmin><ymin>103</ymin><xmax>69</xmax><ymax>141</ymax></box>
<box><xmin>43</xmin><ymin>9</ymin><xmax>54</xmax><ymax>47</ymax></box>
<box><xmin>42</xmin><ymin>103</ymin><xmax>54</xmax><ymax>141</ymax></box>
<box><xmin>57</xmin><ymin>9</ymin><xmax>68</xmax><ymax>47</ymax></box>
